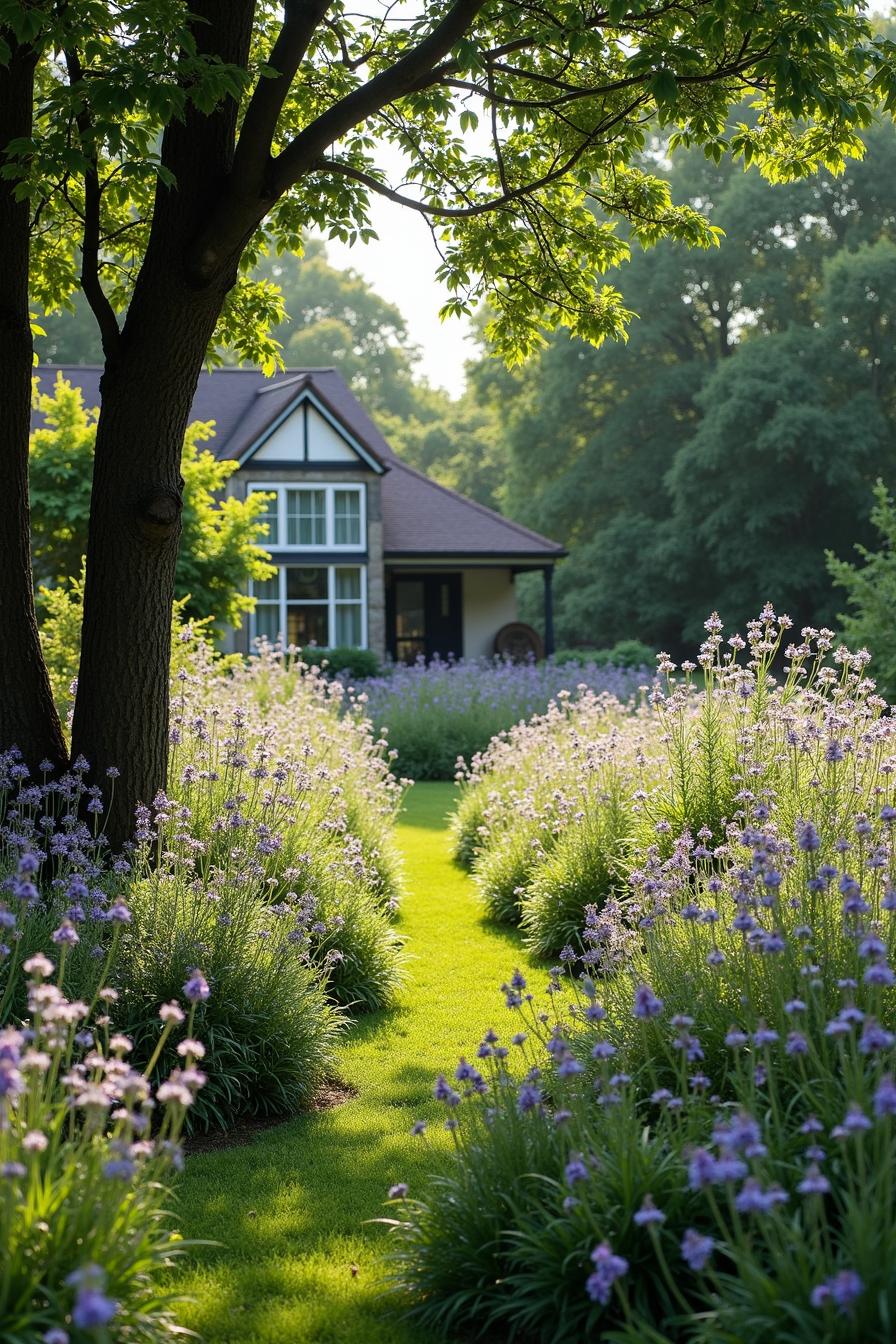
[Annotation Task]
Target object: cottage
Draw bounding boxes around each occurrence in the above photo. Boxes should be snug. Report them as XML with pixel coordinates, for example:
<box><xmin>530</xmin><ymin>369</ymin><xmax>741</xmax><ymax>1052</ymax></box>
<box><xmin>34</xmin><ymin>366</ymin><xmax>565</xmax><ymax>660</ymax></box>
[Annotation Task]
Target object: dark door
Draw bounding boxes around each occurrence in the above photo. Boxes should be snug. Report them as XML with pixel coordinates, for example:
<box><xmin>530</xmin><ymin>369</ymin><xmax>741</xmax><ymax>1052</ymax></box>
<box><xmin>389</xmin><ymin>573</ymin><xmax>463</xmax><ymax>662</ymax></box>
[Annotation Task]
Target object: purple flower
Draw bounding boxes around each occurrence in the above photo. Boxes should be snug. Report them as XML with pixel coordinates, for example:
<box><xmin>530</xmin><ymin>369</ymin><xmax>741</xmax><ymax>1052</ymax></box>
<box><xmin>43</xmin><ymin>1331</ymin><xmax>69</xmax><ymax>1344</ymax></box>
<box><xmin>859</xmin><ymin>1019</ymin><xmax>895</xmax><ymax>1054</ymax></box>
<box><xmin>633</xmin><ymin>1195</ymin><xmax>666</xmax><ymax>1227</ymax></box>
<box><xmin>585</xmin><ymin>1242</ymin><xmax>628</xmax><ymax>1304</ymax></box>
<box><xmin>797</xmin><ymin>820</ymin><xmax>820</xmax><ymax>852</ymax></box>
<box><xmin>516</xmin><ymin>1081</ymin><xmax>542</xmax><ymax>1113</ymax></box>
<box><xmin>182</xmin><ymin>970</ymin><xmax>210</xmax><ymax>1003</ymax></box>
<box><xmin>67</xmin><ymin>1267</ymin><xmax>118</xmax><ymax>1330</ymax></box>
<box><xmin>874</xmin><ymin>1074</ymin><xmax>896</xmax><ymax>1116</ymax></box>
<box><xmin>565</xmin><ymin>1155</ymin><xmax>589</xmax><ymax>1186</ymax></box>
<box><xmin>811</xmin><ymin>1270</ymin><xmax>863</xmax><ymax>1314</ymax></box>
<box><xmin>734</xmin><ymin>1179</ymin><xmax>788</xmax><ymax>1214</ymax></box>
<box><xmin>797</xmin><ymin>1165</ymin><xmax>830</xmax><ymax>1196</ymax></box>
<box><xmin>687</xmin><ymin>1148</ymin><xmax>718</xmax><ymax>1190</ymax></box>
<box><xmin>681</xmin><ymin>1228</ymin><xmax>713</xmax><ymax>1272</ymax></box>
<box><xmin>633</xmin><ymin>983</ymin><xmax>663</xmax><ymax>1019</ymax></box>
<box><xmin>388</xmin><ymin>1183</ymin><xmax>408</xmax><ymax>1199</ymax></box>
<box><xmin>433</xmin><ymin>1075</ymin><xmax>460</xmax><ymax>1107</ymax></box>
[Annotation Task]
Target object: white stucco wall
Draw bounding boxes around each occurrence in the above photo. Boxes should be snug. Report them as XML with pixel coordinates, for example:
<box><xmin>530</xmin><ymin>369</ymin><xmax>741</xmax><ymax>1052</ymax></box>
<box><xmin>462</xmin><ymin>568</ymin><xmax>518</xmax><ymax>658</ymax></box>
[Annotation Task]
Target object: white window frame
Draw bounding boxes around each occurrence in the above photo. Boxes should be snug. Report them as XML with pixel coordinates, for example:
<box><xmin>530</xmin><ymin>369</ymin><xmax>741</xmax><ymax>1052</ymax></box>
<box><xmin>247</xmin><ymin>482</ymin><xmax>366</xmax><ymax>552</ymax></box>
<box><xmin>250</xmin><ymin>563</ymin><xmax>368</xmax><ymax>649</ymax></box>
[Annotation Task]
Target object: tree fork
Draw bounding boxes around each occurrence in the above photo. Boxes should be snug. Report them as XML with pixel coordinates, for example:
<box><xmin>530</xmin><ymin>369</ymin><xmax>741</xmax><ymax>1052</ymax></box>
<box><xmin>0</xmin><ymin>33</ymin><xmax>68</xmax><ymax>772</ymax></box>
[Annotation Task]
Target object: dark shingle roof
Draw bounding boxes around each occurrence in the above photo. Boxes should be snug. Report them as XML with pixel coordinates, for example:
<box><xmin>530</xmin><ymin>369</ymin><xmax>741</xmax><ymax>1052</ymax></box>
<box><xmin>33</xmin><ymin>365</ymin><xmax>564</xmax><ymax>561</ymax></box>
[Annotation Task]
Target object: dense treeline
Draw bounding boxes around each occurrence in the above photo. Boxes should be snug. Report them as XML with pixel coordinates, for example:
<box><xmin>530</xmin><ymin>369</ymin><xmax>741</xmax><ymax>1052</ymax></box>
<box><xmin>486</xmin><ymin>118</ymin><xmax>896</xmax><ymax>653</ymax></box>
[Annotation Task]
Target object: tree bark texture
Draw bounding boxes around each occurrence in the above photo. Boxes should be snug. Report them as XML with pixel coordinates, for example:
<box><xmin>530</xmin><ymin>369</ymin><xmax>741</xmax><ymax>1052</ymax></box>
<box><xmin>70</xmin><ymin>1</ymin><xmax>257</xmax><ymax>846</ymax></box>
<box><xmin>0</xmin><ymin>36</ymin><xmax>67</xmax><ymax>771</ymax></box>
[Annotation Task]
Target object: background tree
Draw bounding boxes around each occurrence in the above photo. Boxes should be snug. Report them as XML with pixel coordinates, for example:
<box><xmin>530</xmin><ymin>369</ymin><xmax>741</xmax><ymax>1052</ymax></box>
<box><xmin>486</xmin><ymin>117</ymin><xmax>896</xmax><ymax>651</ymax></box>
<box><xmin>2</xmin><ymin>0</ymin><xmax>891</xmax><ymax>841</ymax></box>
<box><xmin>827</xmin><ymin>480</ymin><xmax>896</xmax><ymax>696</ymax></box>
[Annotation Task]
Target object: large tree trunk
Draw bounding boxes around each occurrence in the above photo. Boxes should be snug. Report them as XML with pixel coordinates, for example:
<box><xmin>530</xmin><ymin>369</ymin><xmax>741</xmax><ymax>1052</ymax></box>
<box><xmin>0</xmin><ymin>36</ymin><xmax>67</xmax><ymax>771</ymax></box>
<box><xmin>70</xmin><ymin>0</ymin><xmax>256</xmax><ymax>846</ymax></box>
<box><xmin>69</xmin><ymin>286</ymin><xmax>227</xmax><ymax>844</ymax></box>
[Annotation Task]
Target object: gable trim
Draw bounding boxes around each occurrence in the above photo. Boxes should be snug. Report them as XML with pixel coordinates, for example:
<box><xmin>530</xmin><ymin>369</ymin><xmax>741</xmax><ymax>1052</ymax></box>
<box><xmin>237</xmin><ymin>388</ymin><xmax>385</xmax><ymax>473</ymax></box>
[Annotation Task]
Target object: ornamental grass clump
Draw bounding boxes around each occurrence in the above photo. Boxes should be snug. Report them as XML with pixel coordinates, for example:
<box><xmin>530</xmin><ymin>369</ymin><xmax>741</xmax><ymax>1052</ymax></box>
<box><xmin>387</xmin><ymin>609</ymin><xmax>896</xmax><ymax>1343</ymax></box>
<box><xmin>1</xmin><ymin>940</ymin><xmax>207</xmax><ymax>1342</ymax></box>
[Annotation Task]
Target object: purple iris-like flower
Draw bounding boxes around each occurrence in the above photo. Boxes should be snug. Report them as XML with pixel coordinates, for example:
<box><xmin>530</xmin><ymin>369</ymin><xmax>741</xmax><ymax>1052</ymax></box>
<box><xmin>786</xmin><ymin>1031</ymin><xmax>809</xmax><ymax>1056</ymax></box>
<box><xmin>811</xmin><ymin>1270</ymin><xmax>863</xmax><ymax>1314</ymax></box>
<box><xmin>859</xmin><ymin>1019</ymin><xmax>895</xmax><ymax>1054</ymax></box>
<box><xmin>565</xmin><ymin>1156</ymin><xmax>589</xmax><ymax>1186</ymax></box>
<box><xmin>632</xmin><ymin>984</ymin><xmax>663</xmax><ymax>1019</ymax></box>
<box><xmin>388</xmin><ymin>1183</ymin><xmax>408</xmax><ymax>1199</ymax></box>
<box><xmin>687</xmin><ymin>1148</ymin><xmax>717</xmax><ymax>1190</ymax></box>
<box><xmin>633</xmin><ymin>1195</ymin><xmax>666</xmax><ymax>1227</ymax></box>
<box><xmin>183</xmin><ymin>970</ymin><xmax>209</xmax><ymax>1002</ymax></box>
<box><xmin>797</xmin><ymin>820</ymin><xmax>820</xmax><ymax>852</ymax></box>
<box><xmin>874</xmin><ymin>1074</ymin><xmax>896</xmax><ymax>1116</ymax></box>
<box><xmin>517</xmin><ymin>1081</ymin><xmax>542</xmax><ymax>1114</ymax></box>
<box><xmin>681</xmin><ymin>1228</ymin><xmax>713</xmax><ymax>1271</ymax></box>
<box><xmin>797</xmin><ymin>1165</ymin><xmax>830</xmax><ymax>1196</ymax></box>
<box><xmin>433</xmin><ymin>1075</ymin><xmax>460</xmax><ymax>1107</ymax></box>
<box><xmin>585</xmin><ymin>1242</ymin><xmax>629</xmax><ymax>1304</ymax></box>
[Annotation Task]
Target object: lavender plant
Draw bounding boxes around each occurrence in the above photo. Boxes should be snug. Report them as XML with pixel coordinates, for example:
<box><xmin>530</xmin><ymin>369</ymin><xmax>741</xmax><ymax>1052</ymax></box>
<box><xmin>346</xmin><ymin>655</ymin><xmax>648</xmax><ymax>781</ymax></box>
<box><xmin>387</xmin><ymin>609</ymin><xmax>896</xmax><ymax>1343</ymax></box>
<box><xmin>1</xmin><ymin>944</ymin><xmax>207</xmax><ymax>1341</ymax></box>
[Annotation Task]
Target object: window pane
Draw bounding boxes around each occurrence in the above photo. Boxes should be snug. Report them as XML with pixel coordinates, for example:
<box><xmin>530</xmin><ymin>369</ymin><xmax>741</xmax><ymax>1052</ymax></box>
<box><xmin>286</xmin><ymin>567</ymin><xmax>327</xmax><ymax>600</ymax></box>
<box><xmin>333</xmin><ymin>604</ymin><xmax>361</xmax><ymax>647</ymax></box>
<box><xmin>253</xmin><ymin>490</ymin><xmax>279</xmax><ymax>546</ymax></box>
<box><xmin>253</xmin><ymin>603</ymin><xmax>281</xmax><ymax>643</ymax></box>
<box><xmin>333</xmin><ymin>490</ymin><xmax>361</xmax><ymax>545</ymax></box>
<box><xmin>334</xmin><ymin>567</ymin><xmax>361</xmax><ymax>601</ymax></box>
<box><xmin>253</xmin><ymin>572</ymin><xmax>280</xmax><ymax>601</ymax></box>
<box><xmin>395</xmin><ymin>580</ymin><xmax>425</xmax><ymax>639</ymax></box>
<box><xmin>286</xmin><ymin>489</ymin><xmax>326</xmax><ymax>546</ymax></box>
<box><xmin>287</xmin><ymin>605</ymin><xmax>329</xmax><ymax>647</ymax></box>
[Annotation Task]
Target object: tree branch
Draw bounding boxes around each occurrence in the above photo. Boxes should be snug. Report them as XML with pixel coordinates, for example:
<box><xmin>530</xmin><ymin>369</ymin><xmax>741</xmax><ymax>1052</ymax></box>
<box><xmin>267</xmin><ymin>0</ymin><xmax>489</xmax><ymax>197</ymax></box>
<box><xmin>231</xmin><ymin>0</ymin><xmax>334</xmax><ymax>195</ymax></box>
<box><xmin>64</xmin><ymin>49</ymin><xmax>121</xmax><ymax>359</ymax></box>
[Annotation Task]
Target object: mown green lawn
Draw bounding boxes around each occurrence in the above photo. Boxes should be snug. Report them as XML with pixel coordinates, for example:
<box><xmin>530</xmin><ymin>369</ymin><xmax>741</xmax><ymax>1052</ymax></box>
<box><xmin>173</xmin><ymin>781</ymin><xmax>546</xmax><ymax>1344</ymax></box>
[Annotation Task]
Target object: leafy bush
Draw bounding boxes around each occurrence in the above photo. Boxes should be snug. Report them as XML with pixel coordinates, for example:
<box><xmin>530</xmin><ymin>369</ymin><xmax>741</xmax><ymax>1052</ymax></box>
<box><xmin>828</xmin><ymin>478</ymin><xmax>896</xmax><ymax>696</ymax></box>
<box><xmin>552</xmin><ymin>639</ymin><xmax>655</xmax><ymax>669</ymax></box>
<box><xmin>302</xmin><ymin>645</ymin><xmax>381</xmax><ymax>678</ymax></box>
<box><xmin>388</xmin><ymin>608</ymin><xmax>896</xmax><ymax>1341</ymax></box>
<box><xmin>350</xmin><ymin>656</ymin><xmax>648</xmax><ymax>780</ymax></box>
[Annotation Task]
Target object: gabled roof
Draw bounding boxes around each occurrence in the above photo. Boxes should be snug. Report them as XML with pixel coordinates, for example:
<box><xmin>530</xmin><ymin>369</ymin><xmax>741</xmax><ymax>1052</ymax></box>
<box><xmin>32</xmin><ymin>365</ymin><xmax>564</xmax><ymax>562</ymax></box>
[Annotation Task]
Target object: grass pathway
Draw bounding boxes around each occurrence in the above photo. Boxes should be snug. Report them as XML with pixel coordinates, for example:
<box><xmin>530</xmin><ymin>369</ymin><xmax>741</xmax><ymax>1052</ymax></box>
<box><xmin>175</xmin><ymin>781</ymin><xmax>545</xmax><ymax>1344</ymax></box>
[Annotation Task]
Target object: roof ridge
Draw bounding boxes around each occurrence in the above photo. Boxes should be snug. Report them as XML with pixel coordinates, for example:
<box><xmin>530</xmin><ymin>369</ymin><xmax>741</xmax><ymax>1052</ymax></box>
<box><xmin>388</xmin><ymin>458</ymin><xmax>564</xmax><ymax>552</ymax></box>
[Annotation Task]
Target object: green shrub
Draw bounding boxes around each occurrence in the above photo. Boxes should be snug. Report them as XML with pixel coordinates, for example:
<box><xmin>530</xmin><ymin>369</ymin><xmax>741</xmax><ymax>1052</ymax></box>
<box><xmin>552</xmin><ymin>640</ymin><xmax>654</xmax><ymax>669</ymax></box>
<box><xmin>302</xmin><ymin>644</ymin><xmax>381</xmax><ymax>678</ymax></box>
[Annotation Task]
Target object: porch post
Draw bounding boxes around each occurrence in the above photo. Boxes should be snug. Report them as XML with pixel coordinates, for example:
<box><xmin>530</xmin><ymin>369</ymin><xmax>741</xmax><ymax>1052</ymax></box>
<box><xmin>542</xmin><ymin>565</ymin><xmax>555</xmax><ymax>658</ymax></box>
